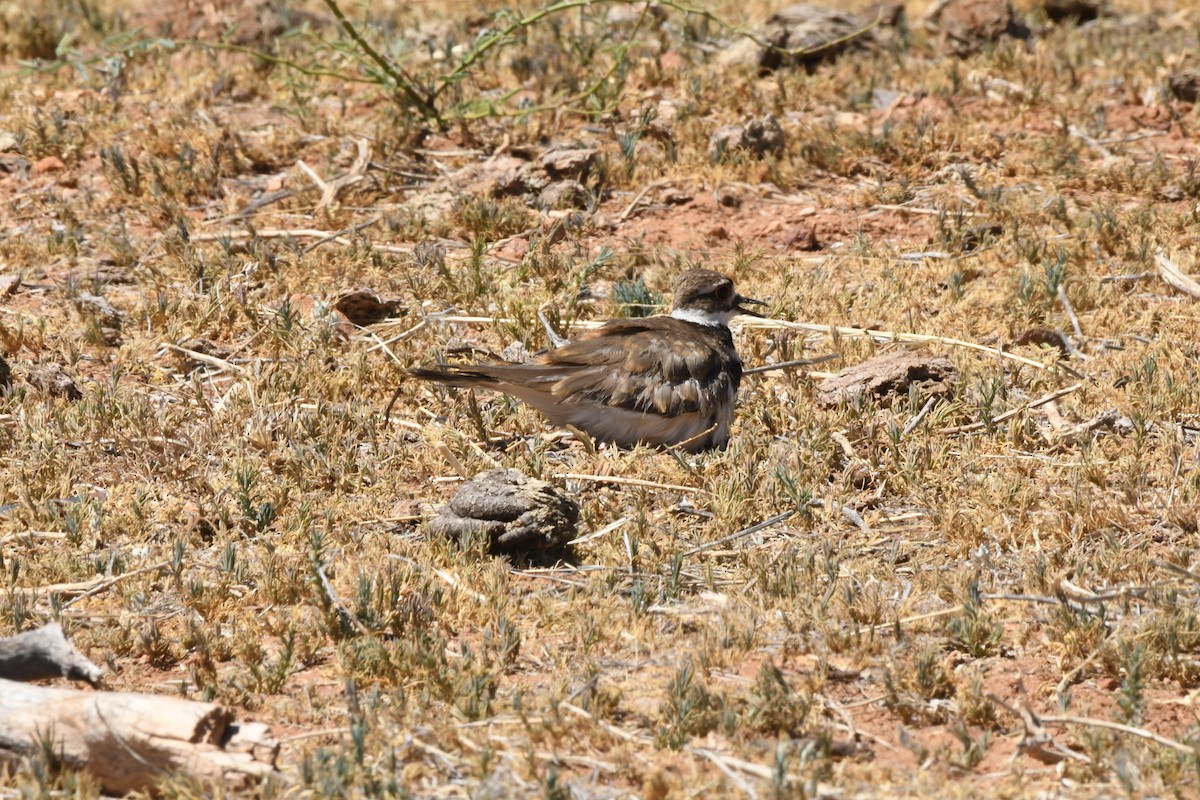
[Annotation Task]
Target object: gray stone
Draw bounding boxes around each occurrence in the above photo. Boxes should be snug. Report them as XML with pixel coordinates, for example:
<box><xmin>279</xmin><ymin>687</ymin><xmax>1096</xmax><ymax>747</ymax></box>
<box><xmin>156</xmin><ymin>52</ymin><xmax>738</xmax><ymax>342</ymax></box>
<box><xmin>718</xmin><ymin>4</ymin><xmax>877</xmax><ymax>73</ymax></box>
<box><xmin>429</xmin><ymin>469</ymin><xmax>579</xmax><ymax>555</ymax></box>
<box><xmin>708</xmin><ymin>114</ymin><xmax>786</xmax><ymax>161</ymax></box>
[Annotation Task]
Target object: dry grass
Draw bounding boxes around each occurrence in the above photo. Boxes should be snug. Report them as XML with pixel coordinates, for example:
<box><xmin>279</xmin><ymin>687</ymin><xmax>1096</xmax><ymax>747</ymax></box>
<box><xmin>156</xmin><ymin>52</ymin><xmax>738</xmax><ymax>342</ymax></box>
<box><xmin>3</xmin><ymin>0</ymin><xmax>1200</xmax><ymax>796</ymax></box>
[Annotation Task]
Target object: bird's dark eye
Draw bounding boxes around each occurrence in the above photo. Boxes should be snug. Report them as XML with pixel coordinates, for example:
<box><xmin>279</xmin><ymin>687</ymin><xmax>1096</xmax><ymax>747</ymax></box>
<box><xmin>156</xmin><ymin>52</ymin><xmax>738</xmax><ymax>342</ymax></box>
<box><xmin>714</xmin><ymin>283</ymin><xmax>733</xmax><ymax>301</ymax></box>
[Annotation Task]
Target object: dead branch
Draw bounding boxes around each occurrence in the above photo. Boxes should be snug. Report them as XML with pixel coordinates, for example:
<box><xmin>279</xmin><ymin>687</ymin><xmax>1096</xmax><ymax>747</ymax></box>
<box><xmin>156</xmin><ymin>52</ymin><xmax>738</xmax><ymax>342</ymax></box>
<box><xmin>0</xmin><ymin>678</ymin><xmax>278</xmax><ymax>794</ymax></box>
<box><xmin>0</xmin><ymin>623</ymin><xmax>102</xmax><ymax>685</ymax></box>
<box><xmin>1156</xmin><ymin>251</ymin><xmax>1200</xmax><ymax>299</ymax></box>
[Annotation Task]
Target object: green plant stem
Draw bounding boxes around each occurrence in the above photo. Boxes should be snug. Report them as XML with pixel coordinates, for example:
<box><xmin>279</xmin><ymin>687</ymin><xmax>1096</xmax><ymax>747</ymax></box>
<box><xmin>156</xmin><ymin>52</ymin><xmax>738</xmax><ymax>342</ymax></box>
<box><xmin>193</xmin><ymin>40</ymin><xmax>376</xmax><ymax>83</ymax></box>
<box><xmin>455</xmin><ymin>0</ymin><xmax>652</xmax><ymax>121</ymax></box>
<box><xmin>320</xmin><ymin>0</ymin><xmax>440</xmax><ymax>121</ymax></box>
<box><xmin>437</xmin><ymin>0</ymin><xmax>596</xmax><ymax>90</ymax></box>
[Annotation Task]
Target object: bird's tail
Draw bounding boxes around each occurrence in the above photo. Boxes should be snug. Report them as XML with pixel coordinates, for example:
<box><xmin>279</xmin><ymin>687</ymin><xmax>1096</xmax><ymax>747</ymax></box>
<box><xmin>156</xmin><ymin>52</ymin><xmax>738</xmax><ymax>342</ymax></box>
<box><xmin>407</xmin><ymin>365</ymin><xmax>504</xmax><ymax>389</ymax></box>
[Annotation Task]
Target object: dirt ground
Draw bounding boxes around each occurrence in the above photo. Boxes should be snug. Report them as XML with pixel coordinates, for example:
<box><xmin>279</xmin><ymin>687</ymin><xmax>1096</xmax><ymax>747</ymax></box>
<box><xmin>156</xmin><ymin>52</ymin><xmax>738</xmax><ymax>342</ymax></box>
<box><xmin>4</xmin><ymin>0</ymin><xmax>1200</xmax><ymax>796</ymax></box>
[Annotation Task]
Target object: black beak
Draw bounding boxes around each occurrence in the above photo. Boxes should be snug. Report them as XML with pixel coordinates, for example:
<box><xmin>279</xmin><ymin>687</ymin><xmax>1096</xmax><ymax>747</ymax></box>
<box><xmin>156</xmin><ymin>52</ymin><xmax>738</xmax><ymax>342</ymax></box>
<box><xmin>734</xmin><ymin>294</ymin><xmax>767</xmax><ymax>318</ymax></box>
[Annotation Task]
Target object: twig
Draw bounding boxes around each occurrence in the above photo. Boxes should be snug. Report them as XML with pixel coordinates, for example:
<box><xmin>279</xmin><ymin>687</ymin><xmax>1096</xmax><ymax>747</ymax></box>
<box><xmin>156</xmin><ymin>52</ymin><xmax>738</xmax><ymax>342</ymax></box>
<box><xmin>840</xmin><ymin>505</ymin><xmax>871</xmax><ymax>534</ymax></box>
<box><xmin>383</xmin><ymin>382</ymin><xmax>406</xmax><ymax>421</ymax></box>
<box><xmin>680</xmin><ymin>510</ymin><xmax>795</xmax><ymax>558</ymax></box>
<box><xmin>872</xmin><ymin>203</ymin><xmax>980</xmax><ymax>217</ymax></box>
<box><xmin>162</xmin><ymin>343</ymin><xmax>247</xmax><ymax>376</ymax></box>
<box><xmin>568</xmin><ymin>516</ymin><xmax>630</xmax><ymax>545</ymax></box>
<box><xmin>1055</xmin><ymin>577</ymin><xmax>1149</xmax><ymax>604</ymax></box>
<box><xmin>436</xmin><ymin>441</ymin><xmax>470</xmax><ymax>480</ymax></box>
<box><xmin>1155</xmin><ymin>559</ymin><xmax>1200</xmax><ymax>586</ymax></box>
<box><xmin>387</xmin><ymin>555</ymin><xmax>488</xmax><ymax>602</ymax></box>
<box><xmin>942</xmin><ymin>382</ymin><xmax>1083</xmax><ymax>434</ymax></box>
<box><xmin>18</xmin><ymin>562</ymin><xmax>169</xmax><ymax>606</ymax></box>
<box><xmin>298</xmin><ymin>139</ymin><xmax>373</xmax><ymax>213</ymax></box>
<box><xmin>988</xmin><ymin>695</ymin><xmax>1093</xmax><ymax>765</ymax></box>
<box><xmin>189</xmin><ymin>227</ymin><xmax>414</xmax><ymax>255</ymax></box>
<box><xmin>821</xmin><ymin>694</ymin><xmax>897</xmax><ymax>751</ymax></box>
<box><xmin>0</xmin><ymin>531</ymin><xmax>68</xmax><ymax>545</ymax></box>
<box><xmin>1100</xmin><ymin>271</ymin><xmax>1155</xmax><ymax>284</ymax></box>
<box><xmin>296</xmin><ymin>160</ymin><xmax>327</xmax><ymax>195</ymax></box>
<box><xmin>422</xmin><ymin>313</ymin><xmax>1055</xmax><ymax>373</ymax></box>
<box><xmin>313</xmin><ymin>560</ymin><xmax>364</xmax><ymax>636</ymax></box>
<box><xmin>901</xmin><ymin>396</ymin><xmax>938</xmax><ymax>437</ymax></box>
<box><xmin>737</xmin><ymin>318</ymin><xmax>1054</xmax><ymax>372</ymax></box>
<box><xmin>301</xmin><ymin>214</ymin><xmax>380</xmax><ymax>255</ymax></box>
<box><xmin>560</xmin><ymin>701</ymin><xmax>650</xmax><ymax>744</ymax></box>
<box><xmin>691</xmin><ymin>749</ymin><xmax>760</xmax><ymax>798</ymax></box>
<box><xmin>664</xmin><ymin>422</ymin><xmax>718</xmax><ymax>454</ymax></box>
<box><xmin>1156</xmin><ymin>251</ymin><xmax>1200</xmax><ymax>299</ymax></box>
<box><xmin>1066</xmin><ymin>124</ymin><xmax>1116</xmax><ymax>161</ymax></box>
<box><xmin>557</xmin><ymin>473</ymin><xmax>705</xmax><ymax>494</ymax></box>
<box><xmin>61</xmin><ymin>562</ymin><xmax>170</xmax><ymax>610</ymax></box>
<box><xmin>367</xmin><ymin>319</ymin><xmax>428</xmax><ymax>350</ymax></box>
<box><xmin>277</xmin><ymin>728</ymin><xmax>347</xmax><ymax>745</ymax></box>
<box><xmin>742</xmin><ymin>353</ymin><xmax>840</xmax><ymax>376</ymax></box>
<box><xmin>537</xmin><ymin>303</ymin><xmax>570</xmax><ymax>348</ymax></box>
<box><xmin>1040</xmin><ymin>714</ymin><xmax>1195</xmax><ymax>755</ymax></box>
<box><xmin>619</xmin><ymin>178</ymin><xmax>673</xmax><ymax>221</ymax></box>
<box><xmin>1057</xmin><ymin>284</ymin><xmax>1083</xmax><ymax>338</ymax></box>
<box><xmin>860</xmin><ymin>605</ymin><xmax>962</xmax><ymax>635</ymax></box>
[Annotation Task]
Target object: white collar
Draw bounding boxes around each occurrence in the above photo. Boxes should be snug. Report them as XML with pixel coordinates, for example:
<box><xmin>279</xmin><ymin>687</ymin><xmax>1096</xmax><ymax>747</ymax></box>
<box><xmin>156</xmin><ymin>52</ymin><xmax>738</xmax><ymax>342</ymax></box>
<box><xmin>670</xmin><ymin>308</ymin><xmax>732</xmax><ymax>327</ymax></box>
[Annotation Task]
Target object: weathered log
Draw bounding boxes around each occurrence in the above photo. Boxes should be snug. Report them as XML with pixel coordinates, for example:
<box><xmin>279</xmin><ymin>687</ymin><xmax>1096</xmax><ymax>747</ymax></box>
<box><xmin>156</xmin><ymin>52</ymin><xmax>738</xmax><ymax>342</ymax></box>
<box><xmin>0</xmin><ymin>623</ymin><xmax>103</xmax><ymax>685</ymax></box>
<box><xmin>0</xmin><ymin>678</ymin><xmax>278</xmax><ymax>793</ymax></box>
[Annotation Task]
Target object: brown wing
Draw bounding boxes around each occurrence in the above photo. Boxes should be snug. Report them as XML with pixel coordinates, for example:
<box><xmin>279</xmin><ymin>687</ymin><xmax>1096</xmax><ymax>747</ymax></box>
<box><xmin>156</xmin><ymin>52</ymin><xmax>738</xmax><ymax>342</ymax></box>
<box><xmin>540</xmin><ymin>318</ymin><xmax>741</xmax><ymax>417</ymax></box>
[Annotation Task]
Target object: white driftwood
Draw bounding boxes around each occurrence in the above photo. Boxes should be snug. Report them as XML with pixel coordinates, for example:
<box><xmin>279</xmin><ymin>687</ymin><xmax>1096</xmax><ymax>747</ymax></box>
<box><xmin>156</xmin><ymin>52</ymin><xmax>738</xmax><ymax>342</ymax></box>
<box><xmin>0</xmin><ymin>625</ymin><xmax>277</xmax><ymax>793</ymax></box>
<box><xmin>1156</xmin><ymin>251</ymin><xmax>1200</xmax><ymax>299</ymax></box>
<box><xmin>0</xmin><ymin>678</ymin><xmax>278</xmax><ymax>793</ymax></box>
<box><xmin>0</xmin><ymin>623</ymin><xmax>103</xmax><ymax>685</ymax></box>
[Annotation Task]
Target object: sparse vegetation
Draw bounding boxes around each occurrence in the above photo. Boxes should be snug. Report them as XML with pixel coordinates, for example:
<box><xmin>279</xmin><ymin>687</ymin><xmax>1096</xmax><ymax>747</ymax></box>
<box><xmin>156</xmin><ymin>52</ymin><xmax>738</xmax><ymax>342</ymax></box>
<box><xmin>3</xmin><ymin>0</ymin><xmax>1200</xmax><ymax>795</ymax></box>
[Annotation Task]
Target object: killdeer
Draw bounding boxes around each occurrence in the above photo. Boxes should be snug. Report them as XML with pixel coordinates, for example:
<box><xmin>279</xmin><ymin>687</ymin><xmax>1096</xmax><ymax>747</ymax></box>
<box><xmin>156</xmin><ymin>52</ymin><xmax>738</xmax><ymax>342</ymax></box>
<box><xmin>409</xmin><ymin>269</ymin><xmax>764</xmax><ymax>453</ymax></box>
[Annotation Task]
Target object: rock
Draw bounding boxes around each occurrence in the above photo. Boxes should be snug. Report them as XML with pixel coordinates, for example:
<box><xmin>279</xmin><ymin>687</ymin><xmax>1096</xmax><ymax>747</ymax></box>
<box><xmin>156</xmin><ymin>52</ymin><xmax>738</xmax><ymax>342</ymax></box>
<box><xmin>958</xmin><ymin>222</ymin><xmax>1004</xmax><ymax>251</ymax></box>
<box><xmin>0</xmin><ymin>274</ymin><xmax>20</xmax><ymax>297</ymax></box>
<box><xmin>1169</xmin><ymin>70</ymin><xmax>1200</xmax><ymax>103</ymax></box>
<box><xmin>539</xmin><ymin>180</ymin><xmax>590</xmax><ymax>210</ymax></box>
<box><xmin>717</xmin><ymin>4</ymin><xmax>877</xmax><ymax>73</ymax></box>
<box><xmin>65</xmin><ymin>257</ymin><xmax>134</xmax><ymax>286</ymax></box>
<box><xmin>428</xmin><ymin>469</ymin><xmax>579</xmax><ymax>555</ymax></box>
<box><xmin>34</xmin><ymin>156</ymin><xmax>65</xmax><ymax>173</ymax></box>
<box><xmin>172</xmin><ymin>338</ymin><xmax>233</xmax><ymax>371</ymax></box>
<box><xmin>784</xmin><ymin>223</ymin><xmax>821</xmax><ymax>251</ymax></box>
<box><xmin>607</xmin><ymin>2</ymin><xmax>666</xmax><ymax>26</ymax></box>
<box><xmin>1013</xmin><ymin>327</ymin><xmax>1071</xmax><ymax>357</ymax></box>
<box><xmin>75</xmin><ymin>292</ymin><xmax>122</xmax><ymax>346</ymax></box>
<box><xmin>76</xmin><ymin>293</ymin><xmax>120</xmax><ymax>328</ymax></box>
<box><xmin>930</xmin><ymin>0</ymin><xmax>1030</xmax><ymax>55</ymax></box>
<box><xmin>0</xmin><ymin>154</ymin><xmax>30</xmax><ymax>178</ymax></box>
<box><xmin>26</xmin><ymin>363</ymin><xmax>82</xmax><ymax>401</ymax></box>
<box><xmin>816</xmin><ymin>351</ymin><xmax>957</xmax><ymax>407</ymax></box>
<box><xmin>716</xmin><ymin>186</ymin><xmax>742</xmax><ymax>208</ymax></box>
<box><xmin>659</xmin><ymin>187</ymin><xmax>691</xmax><ymax>206</ymax></box>
<box><xmin>863</xmin><ymin>2</ymin><xmax>906</xmax><ymax>26</ymax></box>
<box><xmin>404</xmin><ymin>142</ymin><xmax>596</xmax><ymax>224</ymax></box>
<box><xmin>333</xmin><ymin>289</ymin><xmax>405</xmax><ymax>327</ymax></box>
<box><xmin>1042</xmin><ymin>0</ymin><xmax>1104</xmax><ymax>23</ymax></box>
<box><xmin>708</xmin><ymin>124</ymin><xmax>745</xmax><ymax>160</ymax></box>
<box><xmin>540</xmin><ymin>145</ymin><xmax>597</xmax><ymax>181</ymax></box>
<box><xmin>709</xmin><ymin>114</ymin><xmax>786</xmax><ymax>161</ymax></box>
<box><xmin>647</xmin><ymin>99</ymin><xmax>681</xmax><ymax>141</ymax></box>
<box><xmin>492</xmin><ymin>159</ymin><xmax>551</xmax><ymax>197</ymax></box>
<box><xmin>0</xmin><ymin>354</ymin><xmax>9</xmax><ymax>391</ymax></box>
